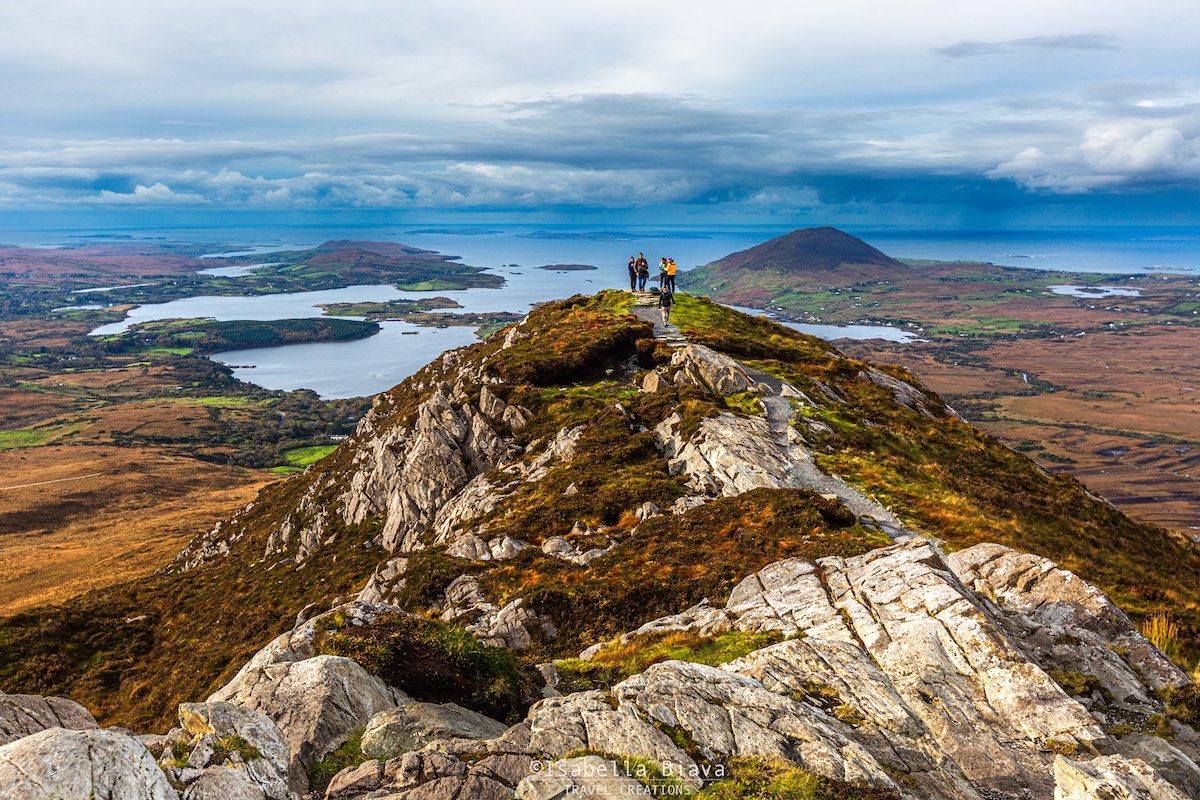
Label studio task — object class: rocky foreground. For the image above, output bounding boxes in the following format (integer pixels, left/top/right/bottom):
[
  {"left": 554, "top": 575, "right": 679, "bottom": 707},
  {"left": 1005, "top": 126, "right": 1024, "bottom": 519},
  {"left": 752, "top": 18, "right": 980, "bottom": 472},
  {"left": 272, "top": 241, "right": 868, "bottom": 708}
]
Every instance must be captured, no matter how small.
[
  {"left": 3, "top": 293, "right": 1199, "bottom": 799},
  {"left": 3, "top": 537, "right": 1198, "bottom": 800}
]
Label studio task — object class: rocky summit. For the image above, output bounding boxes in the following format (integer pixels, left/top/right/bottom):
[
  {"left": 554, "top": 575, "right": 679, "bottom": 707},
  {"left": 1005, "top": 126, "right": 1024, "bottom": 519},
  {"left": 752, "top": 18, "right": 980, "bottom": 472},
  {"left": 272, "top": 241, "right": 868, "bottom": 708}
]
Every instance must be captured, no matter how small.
[{"left": 4, "top": 291, "right": 1200, "bottom": 800}]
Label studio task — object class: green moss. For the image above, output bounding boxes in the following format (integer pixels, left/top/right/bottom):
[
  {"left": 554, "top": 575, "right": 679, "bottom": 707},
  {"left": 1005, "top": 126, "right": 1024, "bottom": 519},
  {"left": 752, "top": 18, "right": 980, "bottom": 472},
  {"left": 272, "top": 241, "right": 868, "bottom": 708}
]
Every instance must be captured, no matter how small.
[
  {"left": 697, "top": 757, "right": 900, "bottom": 799},
  {"left": 489, "top": 292, "right": 653, "bottom": 386},
  {"left": 554, "top": 630, "right": 784, "bottom": 692},
  {"left": 214, "top": 733, "right": 262, "bottom": 763}
]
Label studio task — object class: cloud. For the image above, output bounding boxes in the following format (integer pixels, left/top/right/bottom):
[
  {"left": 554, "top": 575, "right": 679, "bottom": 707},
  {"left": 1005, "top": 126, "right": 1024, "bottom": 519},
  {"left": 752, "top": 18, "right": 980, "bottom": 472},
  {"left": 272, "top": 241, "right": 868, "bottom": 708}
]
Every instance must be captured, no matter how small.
[
  {"left": 82, "top": 182, "right": 209, "bottom": 205},
  {"left": 989, "top": 122, "right": 1200, "bottom": 192},
  {"left": 934, "top": 34, "right": 1119, "bottom": 59}
]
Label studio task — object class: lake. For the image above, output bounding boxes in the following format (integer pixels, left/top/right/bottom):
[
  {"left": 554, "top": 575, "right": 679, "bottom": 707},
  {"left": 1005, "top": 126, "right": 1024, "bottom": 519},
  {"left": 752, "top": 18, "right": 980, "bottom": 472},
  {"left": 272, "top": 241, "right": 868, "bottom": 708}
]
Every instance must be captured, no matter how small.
[{"left": 76, "top": 225, "right": 1198, "bottom": 398}]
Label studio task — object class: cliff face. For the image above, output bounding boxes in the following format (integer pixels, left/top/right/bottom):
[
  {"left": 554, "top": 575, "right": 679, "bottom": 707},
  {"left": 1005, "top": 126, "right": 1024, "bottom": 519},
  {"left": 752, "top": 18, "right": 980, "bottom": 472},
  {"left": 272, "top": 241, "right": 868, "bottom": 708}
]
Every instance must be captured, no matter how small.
[{"left": 4, "top": 291, "right": 1200, "bottom": 800}]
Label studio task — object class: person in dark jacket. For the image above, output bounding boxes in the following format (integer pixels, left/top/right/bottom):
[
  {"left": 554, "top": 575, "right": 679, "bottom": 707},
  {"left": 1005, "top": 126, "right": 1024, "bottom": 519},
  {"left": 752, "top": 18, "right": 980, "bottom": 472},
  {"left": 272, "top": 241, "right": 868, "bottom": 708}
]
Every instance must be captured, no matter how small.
[
  {"left": 627, "top": 256, "right": 637, "bottom": 291},
  {"left": 658, "top": 289, "right": 674, "bottom": 324},
  {"left": 635, "top": 253, "right": 649, "bottom": 291}
]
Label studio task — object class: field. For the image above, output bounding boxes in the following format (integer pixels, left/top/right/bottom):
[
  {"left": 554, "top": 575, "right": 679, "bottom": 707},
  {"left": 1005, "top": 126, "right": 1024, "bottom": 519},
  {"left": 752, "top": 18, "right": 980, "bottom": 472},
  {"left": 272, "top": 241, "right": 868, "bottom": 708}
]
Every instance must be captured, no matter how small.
[{"left": 0, "top": 443, "right": 270, "bottom": 615}]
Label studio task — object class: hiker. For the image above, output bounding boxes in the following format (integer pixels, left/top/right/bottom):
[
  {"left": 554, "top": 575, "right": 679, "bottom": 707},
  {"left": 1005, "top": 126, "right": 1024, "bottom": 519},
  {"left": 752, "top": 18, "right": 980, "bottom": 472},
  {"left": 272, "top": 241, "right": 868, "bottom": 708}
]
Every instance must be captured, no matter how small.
[
  {"left": 627, "top": 256, "right": 637, "bottom": 291},
  {"left": 658, "top": 289, "right": 674, "bottom": 324},
  {"left": 665, "top": 257, "right": 677, "bottom": 293},
  {"left": 658, "top": 257, "right": 669, "bottom": 289},
  {"left": 635, "top": 252, "right": 649, "bottom": 291}
]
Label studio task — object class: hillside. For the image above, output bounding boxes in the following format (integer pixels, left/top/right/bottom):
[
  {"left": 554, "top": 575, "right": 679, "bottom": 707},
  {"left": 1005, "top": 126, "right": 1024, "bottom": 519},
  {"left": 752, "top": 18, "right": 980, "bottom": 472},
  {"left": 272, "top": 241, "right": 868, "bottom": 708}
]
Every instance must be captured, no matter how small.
[
  {"left": 680, "top": 226, "right": 911, "bottom": 299},
  {"left": 4, "top": 292, "right": 1200, "bottom": 799}
]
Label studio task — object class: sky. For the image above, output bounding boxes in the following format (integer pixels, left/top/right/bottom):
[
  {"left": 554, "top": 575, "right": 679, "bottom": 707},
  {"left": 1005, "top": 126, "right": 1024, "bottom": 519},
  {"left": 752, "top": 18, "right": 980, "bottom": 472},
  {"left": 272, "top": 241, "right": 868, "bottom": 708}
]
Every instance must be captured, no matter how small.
[{"left": 2, "top": 0, "right": 1199, "bottom": 230}]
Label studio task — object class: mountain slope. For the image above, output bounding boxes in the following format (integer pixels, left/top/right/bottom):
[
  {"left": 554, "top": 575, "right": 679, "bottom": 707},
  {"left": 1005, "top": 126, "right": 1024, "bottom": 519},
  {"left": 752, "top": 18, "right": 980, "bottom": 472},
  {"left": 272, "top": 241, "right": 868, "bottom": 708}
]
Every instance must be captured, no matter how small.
[
  {"left": 680, "top": 226, "right": 911, "bottom": 300},
  {"left": 2, "top": 291, "right": 1198, "bottom": 740}
]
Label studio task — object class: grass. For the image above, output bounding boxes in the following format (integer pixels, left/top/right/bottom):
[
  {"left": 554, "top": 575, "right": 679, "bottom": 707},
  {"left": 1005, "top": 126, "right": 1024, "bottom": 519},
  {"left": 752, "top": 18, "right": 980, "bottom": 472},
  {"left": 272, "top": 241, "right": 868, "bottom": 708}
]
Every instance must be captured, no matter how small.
[
  {"left": 479, "top": 489, "right": 887, "bottom": 658},
  {"left": 697, "top": 757, "right": 900, "bottom": 800},
  {"left": 282, "top": 444, "right": 339, "bottom": 467},
  {"left": 305, "top": 729, "right": 369, "bottom": 793},
  {"left": 555, "top": 630, "right": 784, "bottom": 692},
  {"left": 214, "top": 733, "right": 262, "bottom": 763},
  {"left": 0, "top": 423, "right": 84, "bottom": 450},
  {"left": 1141, "top": 612, "right": 1182, "bottom": 662},
  {"left": 315, "top": 612, "right": 534, "bottom": 724}
]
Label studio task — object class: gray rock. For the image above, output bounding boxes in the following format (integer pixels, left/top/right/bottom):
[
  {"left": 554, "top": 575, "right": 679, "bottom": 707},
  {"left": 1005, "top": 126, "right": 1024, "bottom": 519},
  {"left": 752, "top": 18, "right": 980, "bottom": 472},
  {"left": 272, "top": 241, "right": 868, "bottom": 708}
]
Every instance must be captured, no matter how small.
[
  {"left": 948, "top": 543, "right": 1189, "bottom": 709},
  {"left": 182, "top": 767, "right": 265, "bottom": 800},
  {"left": 1054, "top": 754, "right": 1189, "bottom": 799},
  {"left": 635, "top": 501, "right": 659, "bottom": 520},
  {"left": 671, "top": 496, "right": 707, "bottom": 515},
  {"left": 670, "top": 344, "right": 757, "bottom": 395},
  {"left": 361, "top": 703, "right": 508, "bottom": 760},
  {"left": 641, "top": 371, "right": 669, "bottom": 393},
  {"left": 446, "top": 533, "right": 492, "bottom": 561},
  {"left": 515, "top": 755, "right": 646, "bottom": 800},
  {"left": 177, "top": 701, "right": 297, "bottom": 799},
  {"left": 541, "top": 537, "right": 574, "bottom": 558},
  {"left": 0, "top": 727, "right": 177, "bottom": 800},
  {"left": 1113, "top": 733, "right": 1200, "bottom": 798},
  {"left": 338, "top": 383, "right": 510, "bottom": 552},
  {"left": 479, "top": 386, "right": 507, "bottom": 420},
  {"left": 489, "top": 537, "right": 528, "bottom": 560},
  {"left": 208, "top": 655, "right": 405, "bottom": 773},
  {"left": 858, "top": 366, "right": 938, "bottom": 418},
  {"left": 325, "top": 759, "right": 384, "bottom": 799},
  {"left": 0, "top": 692, "right": 98, "bottom": 746},
  {"left": 502, "top": 404, "right": 533, "bottom": 429}
]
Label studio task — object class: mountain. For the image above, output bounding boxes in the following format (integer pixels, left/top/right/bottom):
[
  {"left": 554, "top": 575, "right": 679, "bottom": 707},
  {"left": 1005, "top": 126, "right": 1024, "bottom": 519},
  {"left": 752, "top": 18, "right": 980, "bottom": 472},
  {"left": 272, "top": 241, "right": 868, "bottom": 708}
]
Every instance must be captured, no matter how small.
[
  {"left": 3, "top": 292, "right": 1200, "bottom": 799},
  {"left": 680, "top": 226, "right": 912, "bottom": 301}
]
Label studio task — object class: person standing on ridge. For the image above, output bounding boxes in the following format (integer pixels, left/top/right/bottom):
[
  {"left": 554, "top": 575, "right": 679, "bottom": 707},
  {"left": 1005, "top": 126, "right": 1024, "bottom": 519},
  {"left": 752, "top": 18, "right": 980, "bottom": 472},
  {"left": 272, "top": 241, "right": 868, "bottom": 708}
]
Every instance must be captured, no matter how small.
[
  {"left": 658, "top": 288, "right": 675, "bottom": 324},
  {"left": 665, "top": 257, "right": 677, "bottom": 293},
  {"left": 658, "top": 257, "right": 669, "bottom": 289},
  {"left": 635, "top": 252, "right": 649, "bottom": 291},
  {"left": 627, "top": 256, "right": 638, "bottom": 291}
]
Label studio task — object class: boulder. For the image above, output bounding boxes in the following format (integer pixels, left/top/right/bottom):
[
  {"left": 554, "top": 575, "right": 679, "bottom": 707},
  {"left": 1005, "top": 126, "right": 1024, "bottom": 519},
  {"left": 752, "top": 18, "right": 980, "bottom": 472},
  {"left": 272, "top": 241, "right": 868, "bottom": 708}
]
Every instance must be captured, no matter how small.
[
  {"left": 360, "top": 702, "right": 508, "bottom": 760},
  {"left": 208, "top": 655, "right": 405, "bottom": 771},
  {"left": 670, "top": 344, "right": 758, "bottom": 395},
  {"left": 1054, "top": 754, "right": 1189, "bottom": 800},
  {"left": 0, "top": 727, "right": 177, "bottom": 800},
  {"left": 182, "top": 767, "right": 265, "bottom": 800},
  {"left": 0, "top": 692, "right": 98, "bottom": 746},
  {"left": 641, "top": 371, "right": 669, "bottom": 393},
  {"left": 177, "top": 701, "right": 297, "bottom": 799},
  {"left": 515, "top": 755, "right": 647, "bottom": 800},
  {"left": 325, "top": 759, "right": 384, "bottom": 800}
]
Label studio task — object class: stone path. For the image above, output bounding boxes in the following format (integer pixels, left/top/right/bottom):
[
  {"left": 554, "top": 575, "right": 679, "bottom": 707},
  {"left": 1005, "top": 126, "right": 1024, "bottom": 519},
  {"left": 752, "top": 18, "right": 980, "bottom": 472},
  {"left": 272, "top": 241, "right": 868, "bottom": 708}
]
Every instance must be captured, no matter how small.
[
  {"left": 629, "top": 293, "right": 905, "bottom": 534},
  {"left": 630, "top": 291, "right": 687, "bottom": 346}
]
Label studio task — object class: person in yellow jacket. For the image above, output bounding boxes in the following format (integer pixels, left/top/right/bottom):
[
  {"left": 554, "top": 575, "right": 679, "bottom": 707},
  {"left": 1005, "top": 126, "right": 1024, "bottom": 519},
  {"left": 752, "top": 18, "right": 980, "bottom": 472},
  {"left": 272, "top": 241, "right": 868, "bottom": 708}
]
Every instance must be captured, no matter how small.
[{"left": 665, "top": 258, "right": 678, "bottom": 293}]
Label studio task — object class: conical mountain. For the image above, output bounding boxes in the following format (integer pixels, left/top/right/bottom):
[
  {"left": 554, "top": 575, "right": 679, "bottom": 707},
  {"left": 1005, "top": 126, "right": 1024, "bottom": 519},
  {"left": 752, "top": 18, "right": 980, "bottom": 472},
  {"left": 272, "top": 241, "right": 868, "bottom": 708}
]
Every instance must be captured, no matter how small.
[{"left": 681, "top": 226, "right": 910, "bottom": 297}]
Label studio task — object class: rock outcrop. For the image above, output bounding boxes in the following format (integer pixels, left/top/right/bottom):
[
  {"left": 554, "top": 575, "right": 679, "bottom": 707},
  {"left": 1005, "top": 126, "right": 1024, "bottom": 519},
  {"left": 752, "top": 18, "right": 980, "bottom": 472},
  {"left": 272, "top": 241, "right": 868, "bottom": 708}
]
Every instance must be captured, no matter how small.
[
  {"left": 209, "top": 655, "right": 406, "bottom": 773},
  {"left": 360, "top": 702, "right": 508, "bottom": 760},
  {"left": 339, "top": 382, "right": 512, "bottom": 552},
  {"left": 0, "top": 692, "right": 98, "bottom": 746},
  {"left": 0, "top": 727, "right": 177, "bottom": 800}
]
